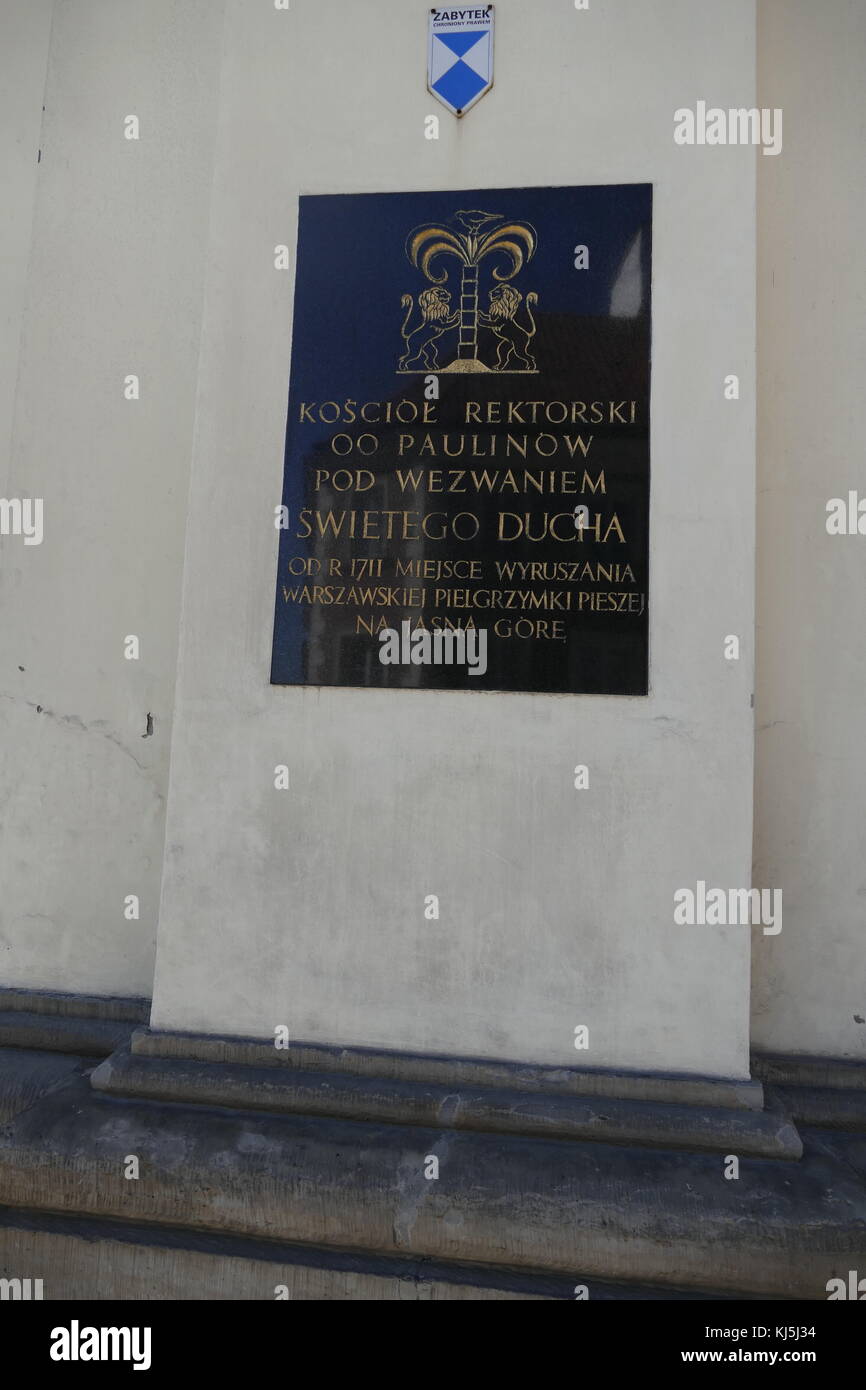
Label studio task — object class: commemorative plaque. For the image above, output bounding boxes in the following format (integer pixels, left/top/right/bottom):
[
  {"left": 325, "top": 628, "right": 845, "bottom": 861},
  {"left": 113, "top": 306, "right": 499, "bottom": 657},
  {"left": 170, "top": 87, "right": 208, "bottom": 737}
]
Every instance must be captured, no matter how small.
[{"left": 270, "top": 184, "right": 651, "bottom": 695}]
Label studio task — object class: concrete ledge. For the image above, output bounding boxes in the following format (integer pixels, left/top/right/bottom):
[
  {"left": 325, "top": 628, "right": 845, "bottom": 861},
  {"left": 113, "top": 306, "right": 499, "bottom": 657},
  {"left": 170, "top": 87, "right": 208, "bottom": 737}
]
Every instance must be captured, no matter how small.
[
  {"left": 753, "top": 1052, "right": 866, "bottom": 1093},
  {"left": 0, "top": 989, "right": 151, "bottom": 1023},
  {"left": 0, "top": 990, "right": 150, "bottom": 1057},
  {"left": 0, "top": 1074, "right": 861, "bottom": 1298},
  {"left": 0, "top": 1208, "right": 749, "bottom": 1301},
  {"left": 133, "top": 1028, "right": 764, "bottom": 1111},
  {"left": 92, "top": 1046, "right": 800, "bottom": 1159},
  {"left": 766, "top": 1085, "right": 866, "bottom": 1134},
  {"left": 753, "top": 1055, "right": 866, "bottom": 1133},
  {"left": 0, "top": 1010, "right": 139, "bottom": 1057}
]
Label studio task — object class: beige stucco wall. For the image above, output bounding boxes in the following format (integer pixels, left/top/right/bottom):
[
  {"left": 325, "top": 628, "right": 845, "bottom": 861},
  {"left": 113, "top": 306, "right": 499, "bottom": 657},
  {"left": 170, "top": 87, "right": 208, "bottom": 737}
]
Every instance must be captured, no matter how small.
[
  {"left": 0, "top": 1, "right": 224, "bottom": 997},
  {"left": 18, "top": 2, "right": 859, "bottom": 1079},
  {"left": 752, "top": 0, "right": 866, "bottom": 1060},
  {"left": 148, "top": 0, "right": 757, "bottom": 1077},
  {"left": 0, "top": 0, "right": 53, "bottom": 480}
]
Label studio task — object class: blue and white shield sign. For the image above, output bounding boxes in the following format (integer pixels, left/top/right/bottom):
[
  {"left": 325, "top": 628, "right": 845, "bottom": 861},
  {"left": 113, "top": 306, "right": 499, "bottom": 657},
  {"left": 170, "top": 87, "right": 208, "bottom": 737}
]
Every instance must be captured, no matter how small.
[{"left": 428, "top": 6, "right": 494, "bottom": 118}]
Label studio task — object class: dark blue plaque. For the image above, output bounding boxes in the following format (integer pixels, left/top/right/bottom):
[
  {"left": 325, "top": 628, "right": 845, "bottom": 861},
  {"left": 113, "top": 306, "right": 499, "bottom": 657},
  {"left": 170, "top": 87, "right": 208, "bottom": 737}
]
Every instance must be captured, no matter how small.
[{"left": 271, "top": 184, "right": 651, "bottom": 695}]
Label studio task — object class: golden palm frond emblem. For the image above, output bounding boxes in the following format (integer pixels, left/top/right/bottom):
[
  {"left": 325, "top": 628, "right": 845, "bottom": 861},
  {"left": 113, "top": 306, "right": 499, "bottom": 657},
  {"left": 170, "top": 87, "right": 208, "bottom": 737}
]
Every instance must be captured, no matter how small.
[{"left": 398, "top": 209, "right": 539, "bottom": 374}]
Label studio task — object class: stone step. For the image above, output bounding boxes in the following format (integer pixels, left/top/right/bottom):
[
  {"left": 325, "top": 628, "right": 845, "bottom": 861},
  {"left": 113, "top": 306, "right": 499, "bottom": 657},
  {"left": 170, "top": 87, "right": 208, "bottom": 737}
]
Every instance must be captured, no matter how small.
[
  {"left": 92, "top": 1045, "right": 801, "bottom": 1159},
  {"left": 0, "top": 1205, "right": 770, "bottom": 1301},
  {"left": 0, "top": 1068, "right": 861, "bottom": 1299},
  {"left": 0, "top": 989, "right": 149, "bottom": 1058}
]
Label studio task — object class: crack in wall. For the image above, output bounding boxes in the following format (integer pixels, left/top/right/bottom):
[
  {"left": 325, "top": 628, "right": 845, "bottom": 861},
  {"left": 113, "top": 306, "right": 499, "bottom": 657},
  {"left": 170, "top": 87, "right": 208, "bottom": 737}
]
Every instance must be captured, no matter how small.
[{"left": 0, "top": 692, "right": 157, "bottom": 778}]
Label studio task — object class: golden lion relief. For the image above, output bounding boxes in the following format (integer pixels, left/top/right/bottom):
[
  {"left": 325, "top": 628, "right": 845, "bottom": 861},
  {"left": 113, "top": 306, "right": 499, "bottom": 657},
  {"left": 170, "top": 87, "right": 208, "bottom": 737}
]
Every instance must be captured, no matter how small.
[
  {"left": 398, "top": 209, "right": 539, "bottom": 373},
  {"left": 398, "top": 287, "right": 459, "bottom": 371},
  {"left": 479, "top": 285, "right": 539, "bottom": 372}
]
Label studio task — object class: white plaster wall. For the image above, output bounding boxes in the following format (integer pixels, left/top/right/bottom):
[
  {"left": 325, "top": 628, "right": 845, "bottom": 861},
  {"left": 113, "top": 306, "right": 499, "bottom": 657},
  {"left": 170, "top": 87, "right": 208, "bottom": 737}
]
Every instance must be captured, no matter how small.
[
  {"left": 0, "top": 0, "right": 53, "bottom": 479},
  {"left": 752, "top": 0, "right": 866, "bottom": 1060},
  {"left": 151, "top": 0, "right": 757, "bottom": 1076},
  {"left": 0, "top": 1, "right": 224, "bottom": 997}
]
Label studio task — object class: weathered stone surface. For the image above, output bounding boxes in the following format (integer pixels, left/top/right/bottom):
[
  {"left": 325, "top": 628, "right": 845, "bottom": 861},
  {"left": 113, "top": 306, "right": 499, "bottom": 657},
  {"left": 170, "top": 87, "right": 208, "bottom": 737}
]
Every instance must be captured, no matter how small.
[
  {"left": 754, "top": 1052, "right": 866, "bottom": 1093},
  {"left": 0, "top": 989, "right": 149, "bottom": 1057},
  {"left": 0, "top": 1063, "right": 862, "bottom": 1298},
  {"left": 0, "top": 1049, "right": 87, "bottom": 1124},
  {"left": 92, "top": 1046, "right": 798, "bottom": 1158},
  {"left": 0, "top": 1209, "right": 745, "bottom": 1301},
  {"left": 133, "top": 1028, "right": 765, "bottom": 1110},
  {"left": 0, "top": 989, "right": 150, "bottom": 1022},
  {"left": 766, "top": 1085, "right": 866, "bottom": 1133},
  {"left": 0, "top": 1011, "right": 137, "bottom": 1058}
]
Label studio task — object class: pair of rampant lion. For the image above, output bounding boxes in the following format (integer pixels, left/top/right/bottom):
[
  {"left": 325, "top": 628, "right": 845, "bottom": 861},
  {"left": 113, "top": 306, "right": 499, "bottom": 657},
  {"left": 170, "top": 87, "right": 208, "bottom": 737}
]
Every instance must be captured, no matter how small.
[{"left": 399, "top": 284, "right": 538, "bottom": 372}]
